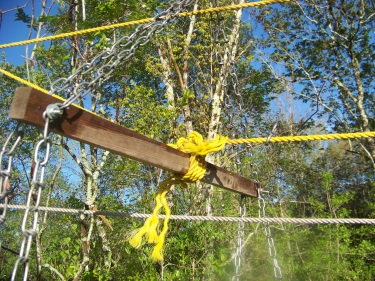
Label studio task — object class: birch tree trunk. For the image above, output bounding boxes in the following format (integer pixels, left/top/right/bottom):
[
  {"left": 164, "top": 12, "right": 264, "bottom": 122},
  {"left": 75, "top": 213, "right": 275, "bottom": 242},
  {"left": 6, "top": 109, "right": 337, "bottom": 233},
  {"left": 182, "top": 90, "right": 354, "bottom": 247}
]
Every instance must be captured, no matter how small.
[
  {"left": 157, "top": 0, "right": 199, "bottom": 135},
  {"left": 25, "top": 0, "right": 47, "bottom": 81},
  {"left": 53, "top": 2, "right": 113, "bottom": 277},
  {"left": 181, "top": 0, "right": 199, "bottom": 134},
  {"left": 205, "top": 1, "right": 244, "bottom": 215},
  {"left": 158, "top": 44, "right": 175, "bottom": 110},
  {"left": 207, "top": 0, "right": 244, "bottom": 143}
]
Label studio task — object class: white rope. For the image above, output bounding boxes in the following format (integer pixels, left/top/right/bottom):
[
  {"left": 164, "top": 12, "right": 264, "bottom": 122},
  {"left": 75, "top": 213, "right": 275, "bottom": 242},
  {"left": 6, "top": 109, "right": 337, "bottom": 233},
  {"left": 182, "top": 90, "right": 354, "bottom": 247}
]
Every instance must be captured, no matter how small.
[{"left": 2, "top": 204, "right": 375, "bottom": 224}]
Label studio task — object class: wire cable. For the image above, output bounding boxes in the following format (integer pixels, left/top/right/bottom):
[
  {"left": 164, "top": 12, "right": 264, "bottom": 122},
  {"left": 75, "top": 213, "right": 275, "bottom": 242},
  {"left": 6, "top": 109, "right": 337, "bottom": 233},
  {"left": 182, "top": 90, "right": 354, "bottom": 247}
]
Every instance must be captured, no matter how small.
[{"left": 2, "top": 204, "right": 374, "bottom": 224}]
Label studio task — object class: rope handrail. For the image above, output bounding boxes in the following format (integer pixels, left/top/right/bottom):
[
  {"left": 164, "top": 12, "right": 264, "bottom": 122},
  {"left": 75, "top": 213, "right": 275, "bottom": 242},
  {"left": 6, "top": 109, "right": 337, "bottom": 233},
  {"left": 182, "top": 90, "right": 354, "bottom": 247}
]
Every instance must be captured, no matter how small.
[
  {"left": 0, "top": 68, "right": 96, "bottom": 114},
  {"left": 0, "top": 0, "right": 292, "bottom": 50},
  {"left": 0, "top": 68, "right": 50, "bottom": 95},
  {"left": 227, "top": 131, "right": 375, "bottom": 144},
  {"left": 2, "top": 204, "right": 374, "bottom": 224}
]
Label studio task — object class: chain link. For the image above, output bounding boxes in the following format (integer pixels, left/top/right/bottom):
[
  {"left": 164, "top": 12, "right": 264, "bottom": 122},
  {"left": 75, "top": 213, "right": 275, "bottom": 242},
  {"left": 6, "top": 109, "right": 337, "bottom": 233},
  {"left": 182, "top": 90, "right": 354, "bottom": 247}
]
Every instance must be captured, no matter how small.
[
  {"left": 11, "top": 116, "right": 52, "bottom": 281},
  {"left": 232, "top": 195, "right": 246, "bottom": 281},
  {"left": 0, "top": 125, "right": 23, "bottom": 226},
  {"left": 258, "top": 188, "right": 282, "bottom": 279},
  {"left": 49, "top": 0, "right": 194, "bottom": 110}
]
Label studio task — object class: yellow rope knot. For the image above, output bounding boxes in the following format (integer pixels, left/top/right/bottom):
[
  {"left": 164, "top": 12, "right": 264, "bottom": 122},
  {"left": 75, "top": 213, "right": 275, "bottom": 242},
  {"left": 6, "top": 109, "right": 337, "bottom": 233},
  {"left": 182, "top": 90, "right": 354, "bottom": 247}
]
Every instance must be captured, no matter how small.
[
  {"left": 128, "top": 131, "right": 227, "bottom": 262},
  {"left": 169, "top": 131, "right": 228, "bottom": 181}
]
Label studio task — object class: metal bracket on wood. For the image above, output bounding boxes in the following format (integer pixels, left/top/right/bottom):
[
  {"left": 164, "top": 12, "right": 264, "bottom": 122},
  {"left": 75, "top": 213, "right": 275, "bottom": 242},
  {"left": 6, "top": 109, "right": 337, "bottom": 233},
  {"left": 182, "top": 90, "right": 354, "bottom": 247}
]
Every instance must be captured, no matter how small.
[{"left": 9, "top": 87, "right": 259, "bottom": 197}]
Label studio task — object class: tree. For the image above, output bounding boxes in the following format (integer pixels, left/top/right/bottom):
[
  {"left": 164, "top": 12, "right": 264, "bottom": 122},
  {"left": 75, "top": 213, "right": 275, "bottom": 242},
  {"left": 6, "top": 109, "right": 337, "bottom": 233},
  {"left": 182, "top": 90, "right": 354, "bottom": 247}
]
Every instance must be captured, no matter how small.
[{"left": 252, "top": 0, "right": 375, "bottom": 166}]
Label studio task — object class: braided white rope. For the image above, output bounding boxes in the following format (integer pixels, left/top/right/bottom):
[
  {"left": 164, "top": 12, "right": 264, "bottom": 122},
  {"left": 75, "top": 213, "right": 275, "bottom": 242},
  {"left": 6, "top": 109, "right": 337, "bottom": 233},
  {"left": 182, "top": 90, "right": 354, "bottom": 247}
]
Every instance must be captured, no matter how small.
[{"left": 2, "top": 204, "right": 375, "bottom": 224}]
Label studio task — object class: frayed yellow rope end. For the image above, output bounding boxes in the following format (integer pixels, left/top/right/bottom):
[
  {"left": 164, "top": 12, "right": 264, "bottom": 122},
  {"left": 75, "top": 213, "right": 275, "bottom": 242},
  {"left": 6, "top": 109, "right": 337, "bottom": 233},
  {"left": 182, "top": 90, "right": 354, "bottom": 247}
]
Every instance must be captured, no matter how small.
[
  {"left": 151, "top": 240, "right": 165, "bottom": 262},
  {"left": 128, "top": 183, "right": 173, "bottom": 262},
  {"left": 128, "top": 227, "right": 147, "bottom": 249},
  {"left": 128, "top": 188, "right": 164, "bottom": 248},
  {"left": 150, "top": 194, "right": 170, "bottom": 262},
  {"left": 145, "top": 214, "right": 160, "bottom": 244}
]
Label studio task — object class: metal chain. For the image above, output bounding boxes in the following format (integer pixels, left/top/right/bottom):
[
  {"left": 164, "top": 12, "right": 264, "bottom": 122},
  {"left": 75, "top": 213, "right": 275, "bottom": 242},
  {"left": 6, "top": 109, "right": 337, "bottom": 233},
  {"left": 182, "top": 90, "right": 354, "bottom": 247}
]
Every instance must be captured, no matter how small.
[
  {"left": 9, "top": 2, "right": 194, "bottom": 279},
  {"left": 258, "top": 187, "right": 282, "bottom": 279},
  {"left": 11, "top": 114, "right": 52, "bottom": 281},
  {"left": 49, "top": 0, "right": 194, "bottom": 111},
  {"left": 0, "top": 125, "right": 23, "bottom": 226},
  {"left": 232, "top": 195, "right": 246, "bottom": 281}
]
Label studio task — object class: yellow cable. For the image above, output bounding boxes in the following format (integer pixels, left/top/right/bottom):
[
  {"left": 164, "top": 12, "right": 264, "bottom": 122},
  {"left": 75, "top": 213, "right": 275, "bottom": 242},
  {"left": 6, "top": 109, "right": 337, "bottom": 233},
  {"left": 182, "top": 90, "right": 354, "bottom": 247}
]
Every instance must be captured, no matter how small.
[
  {"left": 227, "top": 131, "right": 375, "bottom": 145},
  {"left": 0, "top": 68, "right": 50, "bottom": 95},
  {"left": 177, "top": 0, "right": 292, "bottom": 16},
  {"left": 0, "top": 0, "right": 292, "bottom": 50},
  {"left": 0, "top": 68, "right": 98, "bottom": 114}
]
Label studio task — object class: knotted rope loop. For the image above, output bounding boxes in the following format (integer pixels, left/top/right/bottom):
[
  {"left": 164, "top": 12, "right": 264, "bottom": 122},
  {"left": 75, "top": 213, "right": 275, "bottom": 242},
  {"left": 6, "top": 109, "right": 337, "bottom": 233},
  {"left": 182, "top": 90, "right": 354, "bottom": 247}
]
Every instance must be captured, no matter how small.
[
  {"left": 169, "top": 131, "right": 228, "bottom": 182},
  {"left": 128, "top": 132, "right": 227, "bottom": 262}
]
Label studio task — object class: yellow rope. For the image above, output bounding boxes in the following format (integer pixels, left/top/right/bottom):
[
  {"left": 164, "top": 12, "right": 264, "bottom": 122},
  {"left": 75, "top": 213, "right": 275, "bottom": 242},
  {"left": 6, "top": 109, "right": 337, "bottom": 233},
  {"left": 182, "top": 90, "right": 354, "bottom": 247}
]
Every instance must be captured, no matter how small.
[
  {"left": 128, "top": 132, "right": 227, "bottom": 262},
  {"left": 3, "top": 67, "right": 374, "bottom": 146},
  {"left": 169, "top": 132, "right": 228, "bottom": 181},
  {"left": 227, "top": 131, "right": 375, "bottom": 144},
  {"left": 0, "top": 0, "right": 292, "bottom": 50},
  {"left": 0, "top": 68, "right": 50, "bottom": 95},
  {"left": 0, "top": 68, "right": 98, "bottom": 114},
  {"left": 129, "top": 129, "right": 375, "bottom": 261},
  {"left": 177, "top": 0, "right": 292, "bottom": 16},
  {"left": 9, "top": 68, "right": 372, "bottom": 148}
]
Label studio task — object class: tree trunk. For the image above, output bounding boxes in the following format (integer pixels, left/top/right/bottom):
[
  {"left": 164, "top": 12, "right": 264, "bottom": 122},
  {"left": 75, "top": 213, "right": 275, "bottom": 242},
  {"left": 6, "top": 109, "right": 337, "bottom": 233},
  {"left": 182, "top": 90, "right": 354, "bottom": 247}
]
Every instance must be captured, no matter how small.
[
  {"left": 205, "top": 0, "right": 244, "bottom": 215},
  {"left": 207, "top": 0, "right": 244, "bottom": 143}
]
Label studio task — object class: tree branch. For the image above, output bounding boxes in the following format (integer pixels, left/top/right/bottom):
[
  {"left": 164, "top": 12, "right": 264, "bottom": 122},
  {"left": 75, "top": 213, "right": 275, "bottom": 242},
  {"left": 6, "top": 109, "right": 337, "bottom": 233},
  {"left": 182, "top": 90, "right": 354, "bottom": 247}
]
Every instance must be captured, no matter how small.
[
  {"left": 43, "top": 264, "right": 67, "bottom": 281},
  {"left": 166, "top": 37, "right": 184, "bottom": 89}
]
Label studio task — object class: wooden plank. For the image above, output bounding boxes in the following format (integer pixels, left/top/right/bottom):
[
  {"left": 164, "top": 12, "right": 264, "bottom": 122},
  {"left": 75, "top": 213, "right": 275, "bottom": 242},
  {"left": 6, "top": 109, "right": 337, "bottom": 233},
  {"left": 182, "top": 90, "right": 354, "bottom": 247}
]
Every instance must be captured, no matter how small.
[{"left": 9, "top": 87, "right": 259, "bottom": 197}]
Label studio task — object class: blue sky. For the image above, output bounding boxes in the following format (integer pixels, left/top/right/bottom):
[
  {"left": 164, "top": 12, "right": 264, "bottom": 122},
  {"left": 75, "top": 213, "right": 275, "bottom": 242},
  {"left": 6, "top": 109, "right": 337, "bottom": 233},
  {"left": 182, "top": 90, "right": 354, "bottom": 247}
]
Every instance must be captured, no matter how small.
[{"left": 0, "top": 0, "right": 49, "bottom": 65}]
